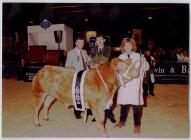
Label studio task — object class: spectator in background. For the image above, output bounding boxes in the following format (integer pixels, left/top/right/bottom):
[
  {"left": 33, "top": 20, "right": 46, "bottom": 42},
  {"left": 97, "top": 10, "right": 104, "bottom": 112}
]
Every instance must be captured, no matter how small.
[
  {"left": 169, "top": 50, "right": 177, "bottom": 62},
  {"left": 141, "top": 45, "right": 188, "bottom": 64},
  {"left": 174, "top": 47, "right": 190, "bottom": 63},
  {"left": 143, "top": 49, "right": 156, "bottom": 97},
  {"left": 159, "top": 48, "right": 167, "bottom": 63},
  {"left": 152, "top": 50, "right": 160, "bottom": 64},
  {"left": 182, "top": 50, "right": 189, "bottom": 63}
]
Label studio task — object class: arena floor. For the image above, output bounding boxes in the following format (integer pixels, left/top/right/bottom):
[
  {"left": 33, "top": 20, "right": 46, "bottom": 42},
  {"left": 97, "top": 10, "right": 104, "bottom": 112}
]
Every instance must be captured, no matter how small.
[{"left": 2, "top": 79, "right": 190, "bottom": 138}]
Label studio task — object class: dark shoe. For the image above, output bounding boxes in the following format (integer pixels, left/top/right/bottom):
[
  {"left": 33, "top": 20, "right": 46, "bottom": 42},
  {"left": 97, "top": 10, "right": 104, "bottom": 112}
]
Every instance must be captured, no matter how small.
[
  {"left": 109, "top": 117, "right": 116, "bottom": 123},
  {"left": 75, "top": 115, "right": 82, "bottom": 119},
  {"left": 143, "top": 93, "right": 148, "bottom": 97},
  {"left": 150, "top": 93, "right": 155, "bottom": 96},
  {"left": 115, "top": 122, "right": 125, "bottom": 128},
  {"left": 134, "top": 126, "right": 140, "bottom": 134},
  {"left": 92, "top": 118, "right": 96, "bottom": 122},
  {"left": 74, "top": 109, "right": 82, "bottom": 119}
]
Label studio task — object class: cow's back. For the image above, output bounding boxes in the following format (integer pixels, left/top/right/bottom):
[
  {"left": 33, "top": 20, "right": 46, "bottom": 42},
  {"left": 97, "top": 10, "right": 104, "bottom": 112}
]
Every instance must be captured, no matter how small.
[{"left": 32, "top": 65, "right": 75, "bottom": 100}]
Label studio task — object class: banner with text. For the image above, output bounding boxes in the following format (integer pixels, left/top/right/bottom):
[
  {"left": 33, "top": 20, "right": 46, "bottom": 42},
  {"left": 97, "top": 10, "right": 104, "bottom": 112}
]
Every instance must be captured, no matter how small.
[{"left": 154, "top": 63, "right": 189, "bottom": 84}]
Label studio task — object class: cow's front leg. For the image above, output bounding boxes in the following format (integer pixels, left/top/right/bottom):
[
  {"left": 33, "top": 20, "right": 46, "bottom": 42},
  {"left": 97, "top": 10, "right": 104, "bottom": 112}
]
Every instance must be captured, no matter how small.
[{"left": 91, "top": 106, "right": 107, "bottom": 137}]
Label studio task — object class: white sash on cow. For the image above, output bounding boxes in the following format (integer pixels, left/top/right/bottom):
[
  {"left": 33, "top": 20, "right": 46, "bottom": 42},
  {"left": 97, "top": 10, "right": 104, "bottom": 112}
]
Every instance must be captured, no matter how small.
[{"left": 72, "top": 70, "right": 88, "bottom": 111}]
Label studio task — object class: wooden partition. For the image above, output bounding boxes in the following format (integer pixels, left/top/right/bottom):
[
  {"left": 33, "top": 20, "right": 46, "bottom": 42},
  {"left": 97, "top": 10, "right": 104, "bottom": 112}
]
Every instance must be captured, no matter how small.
[
  {"left": 45, "top": 50, "right": 60, "bottom": 66},
  {"left": 22, "top": 45, "right": 62, "bottom": 66},
  {"left": 27, "top": 45, "right": 46, "bottom": 64}
]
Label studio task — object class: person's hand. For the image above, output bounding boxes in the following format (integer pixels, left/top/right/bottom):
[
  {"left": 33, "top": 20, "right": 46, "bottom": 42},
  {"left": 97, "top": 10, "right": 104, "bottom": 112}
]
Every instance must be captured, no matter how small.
[
  {"left": 140, "top": 56, "right": 146, "bottom": 64},
  {"left": 86, "top": 55, "right": 92, "bottom": 62}
]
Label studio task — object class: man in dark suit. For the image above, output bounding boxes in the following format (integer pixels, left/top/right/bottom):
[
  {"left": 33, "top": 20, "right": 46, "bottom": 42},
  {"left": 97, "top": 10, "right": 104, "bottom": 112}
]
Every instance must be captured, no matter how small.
[
  {"left": 89, "top": 33, "right": 116, "bottom": 123},
  {"left": 90, "top": 35, "right": 111, "bottom": 64}
]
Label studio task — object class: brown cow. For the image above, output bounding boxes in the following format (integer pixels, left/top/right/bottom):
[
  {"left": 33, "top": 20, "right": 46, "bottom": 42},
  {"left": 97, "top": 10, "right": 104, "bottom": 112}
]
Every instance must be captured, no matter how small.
[{"left": 32, "top": 58, "right": 139, "bottom": 136}]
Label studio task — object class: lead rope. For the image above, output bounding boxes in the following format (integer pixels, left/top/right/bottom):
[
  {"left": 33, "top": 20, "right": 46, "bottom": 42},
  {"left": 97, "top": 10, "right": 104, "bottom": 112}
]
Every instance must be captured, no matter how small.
[
  {"left": 96, "top": 66, "right": 109, "bottom": 93},
  {"left": 137, "top": 54, "right": 146, "bottom": 128},
  {"left": 84, "top": 108, "right": 88, "bottom": 122},
  {"left": 84, "top": 65, "right": 114, "bottom": 122},
  {"left": 96, "top": 66, "right": 115, "bottom": 109}
]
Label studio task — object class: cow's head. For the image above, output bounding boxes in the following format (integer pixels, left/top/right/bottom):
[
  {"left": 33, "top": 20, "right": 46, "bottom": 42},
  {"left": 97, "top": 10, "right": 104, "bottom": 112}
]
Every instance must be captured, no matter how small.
[{"left": 111, "top": 58, "right": 140, "bottom": 87}]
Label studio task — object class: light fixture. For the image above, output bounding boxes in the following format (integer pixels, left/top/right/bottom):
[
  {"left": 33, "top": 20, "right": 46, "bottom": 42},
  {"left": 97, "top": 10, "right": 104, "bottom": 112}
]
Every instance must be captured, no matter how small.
[
  {"left": 29, "top": 21, "right": 34, "bottom": 24},
  {"left": 148, "top": 16, "right": 153, "bottom": 20},
  {"left": 84, "top": 18, "right": 88, "bottom": 22}
]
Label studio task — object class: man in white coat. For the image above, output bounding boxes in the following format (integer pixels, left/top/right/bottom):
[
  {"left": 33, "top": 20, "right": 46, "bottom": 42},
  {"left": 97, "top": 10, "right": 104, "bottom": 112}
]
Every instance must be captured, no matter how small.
[
  {"left": 115, "top": 38, "right": 149, "bottom": 134},
  {"left": 65, "top": 36, "right": 90, "bottom": 119}
]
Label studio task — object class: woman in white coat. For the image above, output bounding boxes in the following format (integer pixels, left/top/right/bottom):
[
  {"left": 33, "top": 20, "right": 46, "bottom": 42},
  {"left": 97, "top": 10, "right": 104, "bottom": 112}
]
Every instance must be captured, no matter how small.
[{"left": 115, "top": 38, "right": 149, "bottom": 134}]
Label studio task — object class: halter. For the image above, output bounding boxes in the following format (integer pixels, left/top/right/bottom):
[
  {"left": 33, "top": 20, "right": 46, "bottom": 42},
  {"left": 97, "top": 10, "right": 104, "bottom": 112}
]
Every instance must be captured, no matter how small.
[
  {"left": 96, "top": 65, "right": 115, "bottom": 109},
  {"left": 119, "top": 57, "right": 146, "bottom": 87}
]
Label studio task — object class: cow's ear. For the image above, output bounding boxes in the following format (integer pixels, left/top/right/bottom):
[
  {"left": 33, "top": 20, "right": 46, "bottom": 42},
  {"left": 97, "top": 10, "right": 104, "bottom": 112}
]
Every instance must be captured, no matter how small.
[{"left": 111, "top": 58, "right": 120, "bottom": 67}]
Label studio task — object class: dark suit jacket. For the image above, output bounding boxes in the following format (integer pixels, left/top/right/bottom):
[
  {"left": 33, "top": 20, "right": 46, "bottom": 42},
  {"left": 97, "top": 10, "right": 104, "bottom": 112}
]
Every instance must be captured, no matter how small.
[{"left": 90, "top": 46, "right": 111, "bottom": 64}]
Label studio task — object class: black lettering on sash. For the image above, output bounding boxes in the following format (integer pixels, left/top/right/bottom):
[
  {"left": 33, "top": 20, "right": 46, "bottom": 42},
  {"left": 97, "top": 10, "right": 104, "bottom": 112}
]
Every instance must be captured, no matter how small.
[{"left": 75, "top": 70, "right": 84, "bottom": 108}]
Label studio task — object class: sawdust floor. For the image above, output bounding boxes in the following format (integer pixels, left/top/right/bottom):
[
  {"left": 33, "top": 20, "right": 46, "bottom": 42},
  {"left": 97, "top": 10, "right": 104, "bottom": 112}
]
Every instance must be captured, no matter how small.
[{"left": 2, "top": 79, "right": 190, "bottom": 138}]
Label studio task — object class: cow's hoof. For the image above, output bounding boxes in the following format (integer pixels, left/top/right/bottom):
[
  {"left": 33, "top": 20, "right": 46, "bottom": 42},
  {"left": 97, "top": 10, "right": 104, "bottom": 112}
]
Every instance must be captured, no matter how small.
[
  {"left": 43, "top": 118, "right": 49, "bottom": 121},
  {"left": 35, "top": 123, "right": 41, "bottom": 126},
  {"left": 133, "top": 126, "right": 140, "bottom": 134},
  {"left": 101, "top": 133, "right": 108, "bottom": 137},
  {"left": 75, "top": 116, "right": 82, "bottom": 119}
]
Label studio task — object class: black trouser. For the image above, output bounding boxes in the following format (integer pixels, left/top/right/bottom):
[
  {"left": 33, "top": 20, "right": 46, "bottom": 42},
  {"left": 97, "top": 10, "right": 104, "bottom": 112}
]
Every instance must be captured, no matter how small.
[
  {"left": 143, "top": 80, "right": 154, "bottom": 96},
  {"left": 133, "top": 105, "right": 142, "bottom": 127},
  {"left": 74, "top": 108, "right": 81, "bottom": 118},
  {"left": 89, "top": 93, "right": 117, "bottom": 120},
  {"left": 74, "top": 93, "right": 117, "bottom": 119},
  {"left": 120, "top": 105, "right": 129, "bottom": 123},
  {"left": 74, "top": 107, "right": 115, "bottom": 119},
  {"left": 105, "top": 108, "right": 115, "bottom": 119},
  {"left": 120, "top": 105, "right": 142, "bottom": 127}
]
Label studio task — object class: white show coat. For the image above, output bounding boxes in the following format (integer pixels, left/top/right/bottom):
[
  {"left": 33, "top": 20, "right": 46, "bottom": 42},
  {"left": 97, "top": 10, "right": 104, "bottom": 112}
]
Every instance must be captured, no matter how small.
[{"left": 117, "top": 52, "right": 149, "bottom": 105}]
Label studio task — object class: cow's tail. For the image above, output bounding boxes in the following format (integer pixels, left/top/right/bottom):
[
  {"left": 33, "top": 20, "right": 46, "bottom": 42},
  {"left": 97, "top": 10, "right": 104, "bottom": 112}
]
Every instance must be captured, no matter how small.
[{"left": 32, "top": 69, "right": 47, "bottom": 107}]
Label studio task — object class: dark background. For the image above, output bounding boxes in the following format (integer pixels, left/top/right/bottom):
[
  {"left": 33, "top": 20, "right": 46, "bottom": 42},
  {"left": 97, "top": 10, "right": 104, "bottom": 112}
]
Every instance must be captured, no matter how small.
[{"left": 2, "top": 3, "right": 189, "bottom": 49}]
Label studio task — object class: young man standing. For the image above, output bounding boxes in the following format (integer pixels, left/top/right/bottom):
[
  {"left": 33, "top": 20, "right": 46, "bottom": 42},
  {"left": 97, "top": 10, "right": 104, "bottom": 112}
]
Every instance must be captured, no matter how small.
[
  {"left": 90, "top": 34, "right": 111, "bottom": 65},
  {"left": 65, "top": 36, "right": 90, "bottom": 119},
  {"left": 90, "top": 34, "right": 116, "bottom": 123}
]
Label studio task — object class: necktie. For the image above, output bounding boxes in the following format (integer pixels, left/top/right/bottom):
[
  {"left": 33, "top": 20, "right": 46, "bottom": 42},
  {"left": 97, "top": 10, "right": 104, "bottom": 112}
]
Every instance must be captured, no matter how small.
[
  {"left": 99, "top": 48, "right": 102, "bottom": 52},
  {"left": 127, "top": 53, "right": 130, "bottom": 58},
  {"left": 80, "top": 51, "right": 86, "bottom": 70},
  {"left": 98, "top": 48, "right": 102, "bottom": 55}
]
